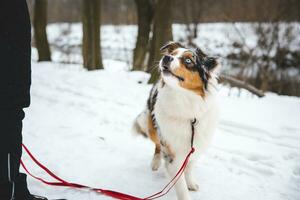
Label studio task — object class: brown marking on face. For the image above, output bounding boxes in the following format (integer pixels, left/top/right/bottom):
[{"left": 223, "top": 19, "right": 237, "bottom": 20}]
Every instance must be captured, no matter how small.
[
  {"left": 148, "top": 115, "right": 161, "bottom": 156},
  {"left": 182, "top": 51, "right": 197, "bottom": 62},
  {"left": 173, "top": 58, "right": 206, "bottom": 97}
]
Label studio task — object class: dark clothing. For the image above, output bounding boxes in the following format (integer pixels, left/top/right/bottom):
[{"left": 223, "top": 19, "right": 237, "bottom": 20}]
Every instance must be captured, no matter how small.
[
  {"left": 0, "top": 0, "right": 32, "bottom": 199},
  {"left": 0, "top": 0, "right": 32, "bottom": 109},
  {"left": 0, "top": 110, "right": 31, "bottom": 200}
]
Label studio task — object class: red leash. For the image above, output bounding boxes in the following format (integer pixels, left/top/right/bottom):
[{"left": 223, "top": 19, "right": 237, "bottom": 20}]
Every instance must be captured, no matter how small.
[{"left": 20, "top": 120, "right": 197, "bottom": 200}]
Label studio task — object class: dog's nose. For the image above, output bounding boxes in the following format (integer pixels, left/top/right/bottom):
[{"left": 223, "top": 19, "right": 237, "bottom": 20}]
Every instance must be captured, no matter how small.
[{"left": 162, "top": 55, "right": 173, "bottom": 64}]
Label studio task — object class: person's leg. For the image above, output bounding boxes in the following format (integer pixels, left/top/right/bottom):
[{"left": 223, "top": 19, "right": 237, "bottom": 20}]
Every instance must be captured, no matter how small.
[
  {"left": 0, "top": 109, "right": 31, "bottom": 200},
  {"left": 1, "top": 1, "right": 48, "bottom": 199}
]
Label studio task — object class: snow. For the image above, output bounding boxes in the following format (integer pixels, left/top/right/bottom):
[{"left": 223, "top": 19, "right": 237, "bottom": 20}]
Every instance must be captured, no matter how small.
[
  {"left": 22, "top": 22, "right": 300, "bottom": 199},
  {"left": 22, "top": 60, "right": 300, "bottom": 200}
]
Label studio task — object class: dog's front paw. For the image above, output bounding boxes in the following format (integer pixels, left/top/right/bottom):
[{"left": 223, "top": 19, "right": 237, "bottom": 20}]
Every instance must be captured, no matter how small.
[
  {"left": 151, "top": 154, "right": 161, "bottom": 171},
  {"left": 187, "top": 182, "right": 199, "bottom": 191}
]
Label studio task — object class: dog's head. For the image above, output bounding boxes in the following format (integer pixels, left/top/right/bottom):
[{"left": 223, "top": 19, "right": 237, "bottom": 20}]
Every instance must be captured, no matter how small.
[{"left": 159, "top": 41, "right": 219, "bottom": 96}]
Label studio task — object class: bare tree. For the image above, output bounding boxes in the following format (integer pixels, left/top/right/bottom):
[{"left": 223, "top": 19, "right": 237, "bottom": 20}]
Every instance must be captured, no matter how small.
[
  {"left": 183, "top": 0, "right": 201, "bottom": 46},
  {"left": 147, "top": 0, "right": 173, "bottom": 83},
  {"left": 33, "top": 0, "right": 51, "bottom": 61},
  {"left": 132, "top": 0, "right": 154, "bottom": 71},
  {"left": 82, "top": 0, "right": 103, "bottom": 70}
]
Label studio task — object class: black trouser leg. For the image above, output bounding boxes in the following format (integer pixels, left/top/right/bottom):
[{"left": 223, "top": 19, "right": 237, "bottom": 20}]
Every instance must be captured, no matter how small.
[{"left": 0, "top": 109, "right": 31, "bottom": 200}]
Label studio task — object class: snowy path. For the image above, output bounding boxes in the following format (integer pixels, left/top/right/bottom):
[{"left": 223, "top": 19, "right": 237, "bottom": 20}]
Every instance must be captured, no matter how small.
[{"left": 22, "top": 61, "right": 300, "bottom": 200}]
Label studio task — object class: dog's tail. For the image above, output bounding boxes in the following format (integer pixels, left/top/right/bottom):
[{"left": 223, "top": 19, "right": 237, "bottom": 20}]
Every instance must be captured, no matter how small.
[{"left": 132, "top": 109, "right": 149, "bottom": 138}]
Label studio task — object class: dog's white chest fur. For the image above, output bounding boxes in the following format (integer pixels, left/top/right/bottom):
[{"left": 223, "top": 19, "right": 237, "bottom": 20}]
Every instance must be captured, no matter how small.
[{"left": 154, "top": 83, "right": 219, "bottom": 158}]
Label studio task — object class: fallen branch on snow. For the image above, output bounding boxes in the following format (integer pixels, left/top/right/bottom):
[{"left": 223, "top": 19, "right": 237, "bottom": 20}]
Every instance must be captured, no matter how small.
[{"left": 219, "top": 74, "right": 265, "bottom": 98}]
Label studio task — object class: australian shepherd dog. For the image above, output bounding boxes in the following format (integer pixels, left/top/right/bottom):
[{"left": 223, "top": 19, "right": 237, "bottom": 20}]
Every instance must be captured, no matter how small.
[{"left": 133, "top": 41, "right": 220, "bottom": 200}]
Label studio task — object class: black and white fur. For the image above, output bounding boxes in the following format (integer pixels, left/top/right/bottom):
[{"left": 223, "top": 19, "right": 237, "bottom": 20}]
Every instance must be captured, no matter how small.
[{"left": 134, "top": 42, "right": 220, "bottom": 200}]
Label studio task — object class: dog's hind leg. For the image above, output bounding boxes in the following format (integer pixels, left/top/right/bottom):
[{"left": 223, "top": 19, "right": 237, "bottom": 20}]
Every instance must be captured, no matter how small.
[
  {"left": 133, "top": 110, "right": 149, "bottom": 137},
  {"left": 148, "top": 116, "right": 162, "bottom": 171}
]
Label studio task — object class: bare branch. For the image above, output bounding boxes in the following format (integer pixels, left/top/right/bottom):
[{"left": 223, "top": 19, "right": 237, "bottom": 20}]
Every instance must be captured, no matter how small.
[{"left": 219, "top": 74, "right": 265, "bottom": 97}]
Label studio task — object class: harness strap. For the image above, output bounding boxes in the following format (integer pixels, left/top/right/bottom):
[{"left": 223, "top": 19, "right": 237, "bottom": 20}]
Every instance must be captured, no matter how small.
[{"left": 191, "top": 118, "right": 197, "bottom": 148}]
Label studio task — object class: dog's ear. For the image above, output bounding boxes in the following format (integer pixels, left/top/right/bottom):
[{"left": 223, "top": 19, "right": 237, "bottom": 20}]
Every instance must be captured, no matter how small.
[
  {"left": 195, "top": 48, "right": 207, "bottom": 59},
  {"left": 203, "top": 57, "right": 218, "bottom": 71},
  {"left": 160, "top": 41, "right": 184, "bottom": 54},
  {"left": 195, "top": 48, "right": 217, "bottom": 71}
]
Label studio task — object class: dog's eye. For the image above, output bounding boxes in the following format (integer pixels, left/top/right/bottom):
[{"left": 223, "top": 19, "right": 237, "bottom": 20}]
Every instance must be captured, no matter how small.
[{"left": 185, "top": 58, "right": 192, "bottom": 64}]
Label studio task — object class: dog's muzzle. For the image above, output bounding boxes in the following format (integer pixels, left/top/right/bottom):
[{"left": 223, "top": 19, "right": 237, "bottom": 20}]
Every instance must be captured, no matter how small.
[{"left": 161, "top": 55, "right": 184, "bottom": 82}]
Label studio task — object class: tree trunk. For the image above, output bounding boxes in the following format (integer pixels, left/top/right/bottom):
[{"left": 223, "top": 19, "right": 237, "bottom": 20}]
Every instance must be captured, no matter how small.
[
  {"left": 147, "top": 0, "right": 173, "bottom": 83},
  {"left": 82, "top": 0, "right": 103, "bottom": 70},
  {"left": 33, "top": 0, "right": 51, "bottom": 61},
  {"left": 132, "top": 0, "right": 154, "bottom": 71}
]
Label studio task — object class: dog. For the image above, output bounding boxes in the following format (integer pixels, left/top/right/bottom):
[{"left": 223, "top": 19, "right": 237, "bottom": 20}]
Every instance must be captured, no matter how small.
[{"left": 133, "top": 41, "right": 220, "bottom": 200}]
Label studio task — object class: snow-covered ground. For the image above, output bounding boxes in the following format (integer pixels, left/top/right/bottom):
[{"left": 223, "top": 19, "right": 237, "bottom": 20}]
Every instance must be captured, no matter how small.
[
  {"left": 22, "top": 60, "right": 300, "bottom": 200},
  {"left": 23, "top": 22, "right": 300, "bottom": 199}
]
